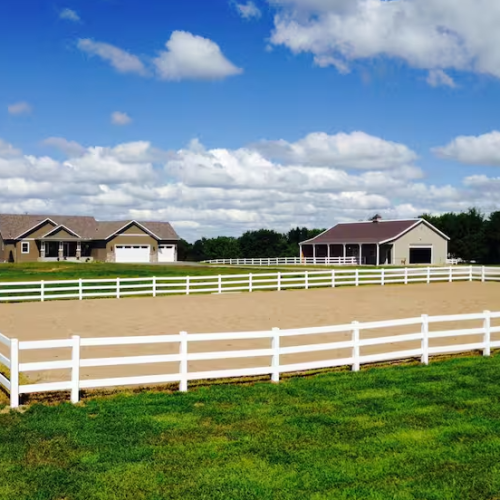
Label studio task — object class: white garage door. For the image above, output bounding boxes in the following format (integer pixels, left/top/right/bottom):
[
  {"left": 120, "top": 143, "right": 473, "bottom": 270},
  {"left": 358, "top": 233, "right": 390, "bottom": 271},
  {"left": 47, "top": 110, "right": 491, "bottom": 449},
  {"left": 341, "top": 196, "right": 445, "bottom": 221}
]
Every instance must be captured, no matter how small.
[
  {"left": 158, "top": 245, "right": 175, "bottom": 262},
  {"left": 115, "top": 245, "right": 150, "bottom": 263}
]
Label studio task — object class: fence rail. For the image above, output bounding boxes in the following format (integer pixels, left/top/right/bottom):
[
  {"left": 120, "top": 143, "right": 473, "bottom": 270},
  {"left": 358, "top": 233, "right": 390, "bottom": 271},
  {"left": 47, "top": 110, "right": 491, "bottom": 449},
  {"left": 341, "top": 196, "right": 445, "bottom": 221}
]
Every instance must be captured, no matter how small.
[
  {"left": 2, "top": 310, "right": 500, "bottom": 407},
  {"left": 203, "top": 257, "right": 359, "bottom": 266},
  {"left": 0, "top": 266, "right": 498, "bottom": 303}
]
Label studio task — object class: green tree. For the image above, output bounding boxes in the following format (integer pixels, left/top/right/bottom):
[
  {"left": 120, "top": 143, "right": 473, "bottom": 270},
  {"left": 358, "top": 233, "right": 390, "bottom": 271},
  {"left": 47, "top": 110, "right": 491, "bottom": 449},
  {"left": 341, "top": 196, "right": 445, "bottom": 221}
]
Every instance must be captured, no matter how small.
[
  {"left": 239, "top": 229, "right": 288, "bottom": 258},
  {"left": 485, "top": 211, "right": 500, "bottom": 263}
]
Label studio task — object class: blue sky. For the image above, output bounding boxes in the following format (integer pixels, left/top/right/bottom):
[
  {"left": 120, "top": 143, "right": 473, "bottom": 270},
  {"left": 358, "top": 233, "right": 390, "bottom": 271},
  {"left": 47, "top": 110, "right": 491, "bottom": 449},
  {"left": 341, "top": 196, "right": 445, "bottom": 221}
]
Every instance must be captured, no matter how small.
[{"left": 1, "top": 0, "right": 500, "bottom": 241}]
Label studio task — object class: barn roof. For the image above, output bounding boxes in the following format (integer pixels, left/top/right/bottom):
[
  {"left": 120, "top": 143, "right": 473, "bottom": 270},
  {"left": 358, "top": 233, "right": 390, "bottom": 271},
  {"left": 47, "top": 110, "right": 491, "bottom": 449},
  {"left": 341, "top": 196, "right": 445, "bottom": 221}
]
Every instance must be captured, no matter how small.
[{"left": 301, "top": 218, "right": 449, "bottom": 245}]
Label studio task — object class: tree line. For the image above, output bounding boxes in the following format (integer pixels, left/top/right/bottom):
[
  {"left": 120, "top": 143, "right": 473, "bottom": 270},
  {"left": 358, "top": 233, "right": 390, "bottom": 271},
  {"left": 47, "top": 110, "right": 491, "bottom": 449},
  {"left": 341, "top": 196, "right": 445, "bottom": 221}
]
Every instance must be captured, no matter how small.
[{"left": 177, "top": 208, "right": 500, "bottom": 264}]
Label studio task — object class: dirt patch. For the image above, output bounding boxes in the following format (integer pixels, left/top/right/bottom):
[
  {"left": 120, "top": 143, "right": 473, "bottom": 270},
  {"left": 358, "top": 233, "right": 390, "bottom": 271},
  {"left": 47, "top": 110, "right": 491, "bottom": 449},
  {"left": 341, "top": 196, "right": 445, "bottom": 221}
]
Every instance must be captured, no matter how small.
[{"left": 0, "top": 282, "right": 498, "bottom": 385}]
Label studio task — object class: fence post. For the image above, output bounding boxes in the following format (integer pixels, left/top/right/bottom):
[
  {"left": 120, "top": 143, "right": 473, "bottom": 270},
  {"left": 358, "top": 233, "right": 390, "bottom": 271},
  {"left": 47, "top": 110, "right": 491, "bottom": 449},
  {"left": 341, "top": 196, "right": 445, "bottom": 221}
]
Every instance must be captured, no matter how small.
[
  {"left": 186, "top": 276, "right": 190, "bottom": 295},
  {"left": 179, "top": 331, "right": 188, "bottom": 392},
  {"left": 152, "top": 277, "right": 157, "bottom": 298},
  {"left": 481, "top": 266, "right": 486, "bottom": 283},
  {"left": 404, "top": 267, "right": 408, "bottom": 285},
  {"left": 271, "top": 327, "right": 280, "bottom": 383},
  {"left": 469, "top": 265, "right": 473, "bottom": 282},
  {"left": 331, "top": 269, "right": 335, "bottom": 288},
  {"left": 40, "top": 280, "right": 44, "bottom": 302},
  {"left": 381, "top": 268, "right": 385, "bottom": 286},
  {"left": 277, "top": 272, "right": 281, "bottom": 291},
  {"left": 305, "top": 270, "right": 309, "bottom": 290},
  {"left": 116, "top": 277, "right": 120, "bottom": 299},
  {"left": 483, "top": 310, "right": 491, "bottom": 357},
  {"left": 351, "top": 321, "right": 360, "bottom": 372},
  {"left": 10, "top": 338, "right": 19, "bottom": 408},
  {"left": 421, "top": 314, "right": 429, "bottom": 365},
  {"left": 218, "top": 275, "right": 222, "bottom": 293},
  {"left": 427, "top": 267, "right": 431, "bottom": 284},
  {"left": 355, "top": 269, "right": 359, "bottom": 287},
  {"left": 79, "top": 278, "right": 83, "bottom": 300},
  {"left": 448, "top": 266, "right": 453, "bottom": 283},
  {"left": 249, "top": 273, "right": 253, "bottom": 292},
  {"left": 71, "top": 335, "right": 81, "bottom": 404}
]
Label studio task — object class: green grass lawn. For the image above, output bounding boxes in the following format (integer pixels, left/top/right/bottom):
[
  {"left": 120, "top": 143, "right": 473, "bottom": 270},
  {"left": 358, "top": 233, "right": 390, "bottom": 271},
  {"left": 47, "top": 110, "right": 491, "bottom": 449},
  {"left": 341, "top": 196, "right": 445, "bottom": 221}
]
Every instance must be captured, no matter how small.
[
  {"left": 0, "top": 262, "right": 269, "bottom": 282},
  {"left": 2, "top": 354, "right": 500, "bottom": 499}
]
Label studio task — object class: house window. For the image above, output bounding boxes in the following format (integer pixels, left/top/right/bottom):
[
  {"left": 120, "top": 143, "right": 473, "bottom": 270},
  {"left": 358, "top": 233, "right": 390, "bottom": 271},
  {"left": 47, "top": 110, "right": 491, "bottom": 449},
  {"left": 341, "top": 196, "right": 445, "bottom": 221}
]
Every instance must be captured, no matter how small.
[{"left": 21, "top": 241, "right": 30, "bottom": 254}]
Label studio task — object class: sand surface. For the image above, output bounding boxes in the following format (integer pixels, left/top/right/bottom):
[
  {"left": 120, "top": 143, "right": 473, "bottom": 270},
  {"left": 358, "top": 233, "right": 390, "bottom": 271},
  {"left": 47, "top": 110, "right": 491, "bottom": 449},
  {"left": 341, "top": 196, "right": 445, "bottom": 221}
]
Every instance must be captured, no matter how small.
[{"left": 0, "top": 282, "right": 498, "bottom": 385}]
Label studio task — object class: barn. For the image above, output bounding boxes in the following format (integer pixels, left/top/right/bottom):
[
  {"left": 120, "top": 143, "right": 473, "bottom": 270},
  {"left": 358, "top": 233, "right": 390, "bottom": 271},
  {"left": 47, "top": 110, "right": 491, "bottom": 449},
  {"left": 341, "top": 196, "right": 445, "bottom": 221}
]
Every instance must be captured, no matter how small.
[{"left": 300, "top": 216, "right": 449, "bottom": 266}]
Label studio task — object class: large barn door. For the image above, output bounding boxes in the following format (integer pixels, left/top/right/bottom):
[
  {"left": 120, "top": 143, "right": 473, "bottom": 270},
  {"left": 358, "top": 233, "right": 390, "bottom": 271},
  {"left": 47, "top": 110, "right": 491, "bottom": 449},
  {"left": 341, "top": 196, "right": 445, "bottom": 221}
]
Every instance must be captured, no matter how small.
[{"left": 409, "top": 247, "right": 432, "bottom": 265}]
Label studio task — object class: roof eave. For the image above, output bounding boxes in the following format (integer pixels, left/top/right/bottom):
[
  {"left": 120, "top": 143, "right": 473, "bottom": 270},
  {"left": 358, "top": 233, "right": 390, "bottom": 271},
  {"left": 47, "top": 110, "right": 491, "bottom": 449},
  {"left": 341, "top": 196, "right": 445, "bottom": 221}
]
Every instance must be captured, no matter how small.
[
  {"left": 104, "top": 220, "right": 161, "bottom": 240},
  {"left": 14, "top": 217, "right": 58, "bottom": 239}
]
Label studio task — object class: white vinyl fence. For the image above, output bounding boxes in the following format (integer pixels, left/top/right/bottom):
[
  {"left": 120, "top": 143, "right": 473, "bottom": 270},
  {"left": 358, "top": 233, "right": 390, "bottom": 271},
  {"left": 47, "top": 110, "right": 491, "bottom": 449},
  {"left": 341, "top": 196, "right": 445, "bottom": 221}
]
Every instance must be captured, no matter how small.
[
  {"left": 1, "top": 310, "right": 499, "bottom": 408},
  {"left": 203, "top": 257, "right": 359, "bottom": 266},
  {"left": 0, "top": 266, "right": 498, "bottom": 303}
]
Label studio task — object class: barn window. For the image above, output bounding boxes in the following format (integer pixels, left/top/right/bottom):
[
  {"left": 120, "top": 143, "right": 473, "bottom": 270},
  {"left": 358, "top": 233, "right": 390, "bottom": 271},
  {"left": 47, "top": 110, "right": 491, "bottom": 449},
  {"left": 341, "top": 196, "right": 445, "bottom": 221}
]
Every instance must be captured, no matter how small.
[{"left": 21, "top": 242, "right": 30, "bottom": 254}]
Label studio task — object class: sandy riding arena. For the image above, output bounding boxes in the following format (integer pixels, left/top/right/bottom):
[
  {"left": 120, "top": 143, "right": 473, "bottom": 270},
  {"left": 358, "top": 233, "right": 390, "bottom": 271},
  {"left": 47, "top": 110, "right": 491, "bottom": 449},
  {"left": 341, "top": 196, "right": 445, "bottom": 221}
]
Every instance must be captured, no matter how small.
[{"left": 0, "top": 282, "right": 499, "bottom": 386}]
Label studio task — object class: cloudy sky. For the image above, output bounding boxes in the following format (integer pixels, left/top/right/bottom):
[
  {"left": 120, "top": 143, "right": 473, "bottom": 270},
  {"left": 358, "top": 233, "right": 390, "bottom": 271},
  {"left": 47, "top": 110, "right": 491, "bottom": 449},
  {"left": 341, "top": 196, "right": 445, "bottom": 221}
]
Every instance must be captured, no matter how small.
[{"left": 1, "top": 0, "right": 500, "bottom": 241}]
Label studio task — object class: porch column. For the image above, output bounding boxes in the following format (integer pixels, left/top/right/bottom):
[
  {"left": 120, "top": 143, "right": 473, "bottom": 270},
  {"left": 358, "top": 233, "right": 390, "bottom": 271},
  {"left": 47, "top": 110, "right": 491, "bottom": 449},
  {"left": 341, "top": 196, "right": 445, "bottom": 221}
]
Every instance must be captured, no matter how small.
[
  {"left": 327, "top": 244, "right": 331, "bottom": 264},
  {"left": 376, "top": 244, "right": 380, "bottom": 266},
  {"left": 359, "top": 244, "right": 362, "bottom": 265},
  {"left": 40, "top": 242, "right": 46, "bottom": 259},
  {"left": 343, "top": 244, "right": 346, "bottom": 263},
  {"left": 58, "top": 241, "right": 63, "bottom": 260},
  {"left": 313, "top": 244, "right": 316, "bottom": 264},
  {"left": 76, "top": 241, "right": 81, "bottom": 259}
]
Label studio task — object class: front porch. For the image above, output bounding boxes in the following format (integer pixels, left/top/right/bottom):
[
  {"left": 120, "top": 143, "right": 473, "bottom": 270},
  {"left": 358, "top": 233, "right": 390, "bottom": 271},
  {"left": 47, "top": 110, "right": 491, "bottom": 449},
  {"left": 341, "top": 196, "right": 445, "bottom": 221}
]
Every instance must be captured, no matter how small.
[
  {"left": 300, "top": 243, "right": 393, "bottom": 265},
  {"left": 37, "top": 239, "right": 93, "bottom": 262}
]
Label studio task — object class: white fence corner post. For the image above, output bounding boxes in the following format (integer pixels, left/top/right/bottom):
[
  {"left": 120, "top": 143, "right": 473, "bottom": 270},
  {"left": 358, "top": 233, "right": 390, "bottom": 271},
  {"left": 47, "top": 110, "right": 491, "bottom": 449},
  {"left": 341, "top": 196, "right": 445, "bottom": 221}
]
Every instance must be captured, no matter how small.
[
  {"left": 469, "top": 265, "right": 473, "bottom": 282},
  {"left": 483, "top": 310, "right": 491, "bottom": 357},
  {"left": 116, "top": 277, "right": 120, "bottom": 299},
  {"left": 352, "top": 321, "right": 360, "bottom": 372},
  {"left": 404, "top": 267, "right": 408, "bottom": 285},
  {"left": 40, "top": 280, "right": 45, "bottom": 302},
  {"left": 71, "top": 335, "right": 81, "bottom": 404},
  {"left": 305, "top": 270, "right": 309, "bottom": 290},
  {"left": 331, "top": 269, "right": 335, "bottom": 288},
  {"left": 152, "top": 276, "right": 157, "bottom": 298},
  {"left": 249, "top": 273, "right": 253, "bottom": 292},
  {"left": 421, "top": 314, "right": 429, "bottom": 365},
  {"left": 277, "top": 272, "right": 281, "bottom": 291},
  {"left": 427, "top": 267, "right": 431, "bottom": 284},
  {"left": 78, "top": 278, "right": 83, "bottom": 300},
  {"left": 355, "top": 269, "right": 359, "bottom": 287},
  {"left": 218, "top": 274, "right": 222, "bottom": 294},
  {"left": 481, "top": 266, "right": 486, "bottom": 283},
  {"left": 381, "top": 268, "right": 385, "bottom": 286},
  {"left": 271, "top": 327, "right": 280, "bottom": 383},
  {"left": 449, "top": 266, "right": 453, "bottom": 283},
  {"left": 186, "top": 276, "right": 190, "bottom": 295},
  {"left": 179, "top": 331, "right": 188, "bottom": 392},
  {"left": 10, "top": 338, "right": 19, "bottom": 408}
]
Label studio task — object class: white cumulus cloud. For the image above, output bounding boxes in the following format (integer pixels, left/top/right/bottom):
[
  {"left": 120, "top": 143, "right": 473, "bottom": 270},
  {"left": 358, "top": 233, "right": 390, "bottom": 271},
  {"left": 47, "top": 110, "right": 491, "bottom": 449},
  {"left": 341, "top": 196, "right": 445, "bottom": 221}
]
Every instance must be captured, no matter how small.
[
  {"left": 77, "top": 39, "right": 148, "bottom": 75},
  {"left": 111, "top": 111, "right": 133, "bottom": 126},
  {"left": 269, "top": 0, "right": 500, "bottom": 83},
  {"left": 153, "top": 31, "right": 243, "bottom": 81},
  {"left": 236, "top": 1, "right": 262, "bottom": 19},
  {"left": 43, "top": 137, "right": 86, "bottom": 157},
  {"left": 427, "top": 69, "right": 456, "bottom": 88},
  {"left": 434, "top": 131, "right": 500, "bottom": 166},
  {"left": 7, "top": 102, "right": 32, "bottom": 115},
  {"left": 60, "top": 8, "right": 80, "bottom": 22},
  {"left": 0, "top": 131, "right": 498, "bottom": 241}
]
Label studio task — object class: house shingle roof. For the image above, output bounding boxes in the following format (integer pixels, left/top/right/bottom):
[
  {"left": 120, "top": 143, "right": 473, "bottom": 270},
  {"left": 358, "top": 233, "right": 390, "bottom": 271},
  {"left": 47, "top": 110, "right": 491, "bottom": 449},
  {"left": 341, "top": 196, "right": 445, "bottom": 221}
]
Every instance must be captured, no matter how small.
[
  {"left": 302, "top": 219, "right": 423, "bottom": 245},
  {"left": 0, "top": 214, "right": 179, "bottom": 241},
  {"left": 93, "top": 220, "right": 179, "bottom": 240}
]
